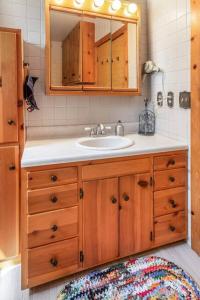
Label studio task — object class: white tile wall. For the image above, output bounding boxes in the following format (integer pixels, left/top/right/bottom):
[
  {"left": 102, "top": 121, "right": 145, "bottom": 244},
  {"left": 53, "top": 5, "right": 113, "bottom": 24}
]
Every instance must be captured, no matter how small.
[
  {"left": 147, "top": 0, "right": 191, "bottom": 244},
  {"left": 0, "top": 0, "right": 148, "bottom": 138}
]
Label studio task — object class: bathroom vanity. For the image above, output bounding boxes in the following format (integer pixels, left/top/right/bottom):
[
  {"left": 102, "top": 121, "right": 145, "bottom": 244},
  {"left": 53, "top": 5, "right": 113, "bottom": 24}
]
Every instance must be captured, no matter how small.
[{"left": 21, "top": 135, "right": 188, "bottom": 288}]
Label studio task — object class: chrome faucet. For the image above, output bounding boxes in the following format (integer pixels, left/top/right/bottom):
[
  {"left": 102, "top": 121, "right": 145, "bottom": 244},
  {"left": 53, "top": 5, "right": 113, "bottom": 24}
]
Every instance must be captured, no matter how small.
[{"left": 84, "top": 123, "right": 111, "bottom": 137}]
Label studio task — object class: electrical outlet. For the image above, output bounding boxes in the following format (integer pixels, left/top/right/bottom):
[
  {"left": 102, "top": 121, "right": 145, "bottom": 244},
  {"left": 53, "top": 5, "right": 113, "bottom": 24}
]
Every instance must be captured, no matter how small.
[
  {"left": 179, "top": 91, "right": 191, "bottom": 109},
  {"left": 157, "top": 92, "right": 163, "bottom": 107},
  {"left": 167, "top": 92, "right": 174, "bottom": 108}
]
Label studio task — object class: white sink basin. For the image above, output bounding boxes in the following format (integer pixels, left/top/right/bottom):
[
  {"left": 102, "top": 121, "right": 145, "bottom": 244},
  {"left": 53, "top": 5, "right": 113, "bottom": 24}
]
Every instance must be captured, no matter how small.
[{"left": 77, "top": 136, "right": 134, "bottom": 151}]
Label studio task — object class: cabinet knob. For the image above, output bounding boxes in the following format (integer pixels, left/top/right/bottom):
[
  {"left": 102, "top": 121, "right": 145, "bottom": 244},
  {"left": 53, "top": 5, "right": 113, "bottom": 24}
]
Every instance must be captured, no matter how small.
[
  {"left": 167, "top": 159, "right": 175, "bottom": 167},
  {"left": 9, "top": 164, "right": 16, "bottom": 171},
  {"left": 111, "top": 196, "right": 117, "bottom": 204},
  {"left": 51, "top": 196, "right": 58, "bottom": 203},
  {"left": 169, "top": 225, "right": 176, "bottom": 232},
  {"left": 138, "top": 180, "right": 148, "bottom": 188},
  {"left": 50, "top": 258, "right": 58, "bottom": 267},
  {"left": 51, "top": 175, "right": 58, "bottom": 182},
  {"left": 123, "top": 193, "right": 129, "bottom": 201},
  {"left": 169, "top": 176, "right": 175, "bottom": 183},
  {"left": 51, "top": 224, "right": 58, "bottom": 232},
  {"left": 169, "top": 199, "right": 177, "bottom": 208},
  {"left": 7, "top": 119, "right": 15, "bottom": 125}
]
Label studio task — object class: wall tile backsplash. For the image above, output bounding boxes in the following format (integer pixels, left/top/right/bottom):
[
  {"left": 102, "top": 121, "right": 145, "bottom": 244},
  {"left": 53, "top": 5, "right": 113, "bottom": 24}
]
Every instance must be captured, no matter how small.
[{"left": 0, "top": 0, "right": 148, "bottom": 138}]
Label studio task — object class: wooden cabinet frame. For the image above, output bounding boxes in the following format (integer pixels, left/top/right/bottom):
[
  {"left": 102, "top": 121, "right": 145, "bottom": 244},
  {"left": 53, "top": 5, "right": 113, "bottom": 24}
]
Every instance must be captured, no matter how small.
[{"left": 45, "top": 1, "right": 141, "bottom": 96}]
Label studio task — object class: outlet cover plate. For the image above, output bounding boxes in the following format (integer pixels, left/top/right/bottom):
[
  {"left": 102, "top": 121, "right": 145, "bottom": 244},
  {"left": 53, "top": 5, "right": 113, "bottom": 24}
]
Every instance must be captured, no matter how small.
[{"left": 179, "top": 91, "right": 191, "bottom": 109}]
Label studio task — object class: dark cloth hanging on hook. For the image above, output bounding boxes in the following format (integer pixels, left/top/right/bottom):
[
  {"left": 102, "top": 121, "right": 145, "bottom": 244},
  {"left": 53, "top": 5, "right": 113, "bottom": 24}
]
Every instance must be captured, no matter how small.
[{"left": 24, "top": 75, "right": 39, "bottom": 112}]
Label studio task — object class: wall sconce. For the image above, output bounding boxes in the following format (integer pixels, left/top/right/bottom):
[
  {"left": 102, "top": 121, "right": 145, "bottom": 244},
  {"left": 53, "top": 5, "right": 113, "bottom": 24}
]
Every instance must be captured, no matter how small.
[{"left": 111, "top": 0, "right": 122, "bottom": 11}]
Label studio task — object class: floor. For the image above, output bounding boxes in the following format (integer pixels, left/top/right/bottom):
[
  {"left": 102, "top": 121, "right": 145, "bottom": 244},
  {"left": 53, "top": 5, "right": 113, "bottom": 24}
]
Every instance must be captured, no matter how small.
[{"left": 0, "top": 242, "right": 200, "bottom": 300}]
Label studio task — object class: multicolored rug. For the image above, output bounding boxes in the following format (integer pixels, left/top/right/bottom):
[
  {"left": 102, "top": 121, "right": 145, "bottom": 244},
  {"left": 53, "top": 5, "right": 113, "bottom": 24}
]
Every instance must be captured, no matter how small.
[{"left": 57, "top": 256, "right": 200, "bottom": 300}]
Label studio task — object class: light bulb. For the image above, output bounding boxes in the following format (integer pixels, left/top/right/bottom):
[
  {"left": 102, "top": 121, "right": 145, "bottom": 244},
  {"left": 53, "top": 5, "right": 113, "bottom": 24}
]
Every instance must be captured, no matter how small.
[
  {"left": 75, "top": 0, "right": 85, "bottom": 5},
  {"left": 94, "top": 0, "right": 104, "bottom": 7},
  {"left": 55, "top": 0, "right": 64, "bottom": 4},
  {"left": 111, "top": 0, "right": 121, "bottom": 11},
  {"left": 127, "top": 2, "right": 137, "bottom": 14}
]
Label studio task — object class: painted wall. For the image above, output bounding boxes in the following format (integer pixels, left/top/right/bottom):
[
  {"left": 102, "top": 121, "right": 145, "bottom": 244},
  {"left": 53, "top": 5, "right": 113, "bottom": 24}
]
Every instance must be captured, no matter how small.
[
  {"left": 147, "top": 0, "right": 191, "bottom": 243},
  {"left": 0, "top": 0, "right": 148, "bottom": 139}
]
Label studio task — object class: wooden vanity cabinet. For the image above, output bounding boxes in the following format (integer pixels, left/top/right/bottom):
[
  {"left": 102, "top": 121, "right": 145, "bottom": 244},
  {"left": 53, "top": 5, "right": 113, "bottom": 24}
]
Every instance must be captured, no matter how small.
[{"left": 21, "top": 150, "right": 187, "bottom": 288}]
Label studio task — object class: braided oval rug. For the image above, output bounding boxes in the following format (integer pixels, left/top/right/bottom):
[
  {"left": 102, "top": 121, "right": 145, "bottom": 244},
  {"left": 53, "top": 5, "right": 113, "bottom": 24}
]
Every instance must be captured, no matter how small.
[{"left": 57, "top": 256, "right": 200, "bottom": 300}]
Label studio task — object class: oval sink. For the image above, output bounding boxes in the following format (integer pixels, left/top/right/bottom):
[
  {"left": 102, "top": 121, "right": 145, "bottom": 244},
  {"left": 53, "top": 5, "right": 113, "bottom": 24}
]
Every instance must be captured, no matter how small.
[{"left": 77, "top": 136, "right": 134, "bottom": 151}]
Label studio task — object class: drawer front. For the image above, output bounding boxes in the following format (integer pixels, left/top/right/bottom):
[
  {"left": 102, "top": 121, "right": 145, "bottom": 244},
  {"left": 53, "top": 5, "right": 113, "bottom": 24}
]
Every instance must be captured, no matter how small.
[
  {"left": 82, "top": 158, "right": 151, "bottom": 181},
  {"left": 28, "top": 207, "right": 78, "bottom": 248},
  {"left": 28, "top": 167, "right": 77, "bottom": 189},
  {"left": 28, "top": 184, "right": 78, "bottom": 214},
  {"left": 154, "top": 168, "right": 186, "bottom": 191},
  {"left": 154, "top": 211, "right": 186, "bottom": 246},
  {"left": 28, "top": 238, "right": 79, "bottom": 279},
  {"left": 154, "top": 187, "right": 186, "bottom": 217},
  {"left": 154, "top": 153, "right": 187, "bottom": 171}
]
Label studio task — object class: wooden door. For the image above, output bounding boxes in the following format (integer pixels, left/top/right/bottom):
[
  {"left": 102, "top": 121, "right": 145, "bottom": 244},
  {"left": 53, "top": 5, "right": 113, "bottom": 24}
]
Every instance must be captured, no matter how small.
[
  {"left": 0, "top": 146, "right": 19, "bottom": 260},
  {"left": 0, "top": 31, "right": 18, "bottom": 143},
  {"left": 112, "top": 26, "right": 128, "bottom": 89},
  {"left": 119, "top": 174, "right": 153, "bottom": 257},
  {"left": 83, "top": 178, "right": 118, "bottom": 268}
]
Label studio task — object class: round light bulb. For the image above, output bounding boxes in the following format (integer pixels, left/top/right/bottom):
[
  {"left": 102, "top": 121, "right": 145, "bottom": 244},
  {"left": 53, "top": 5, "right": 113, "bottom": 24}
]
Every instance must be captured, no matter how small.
[
  {"left": 127, "top": 2, "right": 137, "bottom": 14},
  {"left": 111, "top": 0, "right": 121, "bottom": 11},
  {"left": 75, "top": 0, "right": 85, "bottom": 5},
  {"left": 94, "top": 0, "right": 104, "bottom": 7},
  {"left": 55, "top": 0, "right": 64, "bottom": 4}
]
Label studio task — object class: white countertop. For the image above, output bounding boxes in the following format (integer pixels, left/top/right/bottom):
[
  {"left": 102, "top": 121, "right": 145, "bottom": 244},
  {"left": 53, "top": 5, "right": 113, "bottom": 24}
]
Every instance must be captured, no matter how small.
[{"left": 21, "top": 134, "right": 188, "bottom": 168}]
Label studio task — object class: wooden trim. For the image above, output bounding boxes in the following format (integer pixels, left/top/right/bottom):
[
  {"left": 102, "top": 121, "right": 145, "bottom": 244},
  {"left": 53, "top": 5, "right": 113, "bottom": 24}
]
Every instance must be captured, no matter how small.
[{"left": 191, "top": 0, "right": 200, "bottom": 255}]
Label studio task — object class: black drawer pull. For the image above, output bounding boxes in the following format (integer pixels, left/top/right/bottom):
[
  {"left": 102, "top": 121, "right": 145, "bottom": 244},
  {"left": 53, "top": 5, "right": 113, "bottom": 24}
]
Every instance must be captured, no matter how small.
[
  {"left": 169, "top": 225, "right": 176, "bottom": 232},
  {"left": 111, "top": 196, "right": 117, "bottom": 204},
  {"left": 9, "top": 164, "right": 16, "bottom": 171},
  {"left": 169, "top": 199, "right": 177, "bottom": 208},
  {"left": 7, "top": 119, "right": 15, "bottom": 125},
  {"left": 50, "top": 258, "right": 58, "bottom": 267},
  {"left": 167, "top": 159, "right": 175, "bottom": 167},
  {"left": 138, "top": 180, "right": 148, "bottom": 188},
  {"left": 51, "top": 224, "right": 58, "bottom": 232},
  {"left": 123, "top": 193, "right": 130, "bottom": 201},
  {"left": 169, "top": 176, "right": 175, "bottom": 183},
  {"left": 51, "top": 196, "right": 58, "bottom": 203},
  {"left": 51, "top": 175, "right": 58, "bottom": 182}
]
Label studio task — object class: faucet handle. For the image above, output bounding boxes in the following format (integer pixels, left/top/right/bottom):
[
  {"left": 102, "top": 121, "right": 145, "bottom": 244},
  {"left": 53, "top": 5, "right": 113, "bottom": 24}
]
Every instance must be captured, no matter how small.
[{"left": 84, "top": 127, "right": 96, "bottom": 136}]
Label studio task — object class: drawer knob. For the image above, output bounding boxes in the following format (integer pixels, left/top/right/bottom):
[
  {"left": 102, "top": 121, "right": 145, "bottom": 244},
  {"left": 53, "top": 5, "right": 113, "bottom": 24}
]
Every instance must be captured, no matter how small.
[
  {"left": 51, "top": 196, "right": 58, "bottom": 203},
  {"left": 7, "top": 119, "right": 15, "bottom": 126},
  {"left": 167, "top": 159, "right": 175, "bottom": 167},
  {"left": 169, "top": 199, "right": 177, "bottom": 208},
  {"left": 9, "top": 164, "right": 16, "bottom": 171},
  {"left": 51, "top": 175, "right": 58, "bottom": 182},
  {"left": 51, "top": 224, "right": 58, "bottom": 232},
  {"left": 138, "top": 180, "right": 148, "bottom": 188},
  {"left": 50, "top": 258, "right": 58, "bottom": 267},
  {"left": 123, "top": 193, "right": 130, "bottom": 201},
  {"left": 169, "top": 225, "right": 176, "bottom": 232},
  {"left": 111, "top": 196, "right": 117, "bottom": 204},
  {"left": 169, "top": 176, "right": 175, "bottom": 183}
]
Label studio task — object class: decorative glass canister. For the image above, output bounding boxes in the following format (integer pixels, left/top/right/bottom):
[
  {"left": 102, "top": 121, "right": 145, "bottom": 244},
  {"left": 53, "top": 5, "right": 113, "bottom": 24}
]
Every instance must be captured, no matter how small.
[{"left": 138, "top": 98, "right": 155, "bottom": 135}]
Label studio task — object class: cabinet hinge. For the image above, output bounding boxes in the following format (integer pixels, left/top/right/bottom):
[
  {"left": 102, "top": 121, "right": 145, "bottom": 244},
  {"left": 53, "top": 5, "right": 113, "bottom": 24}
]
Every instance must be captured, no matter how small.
[
  {"left": 80, "top": 188, "right": 84, "bottom": 199},
  {"left": 150, "top": 231, "right": 154, "bottom": 241},
  {"left": 80, "top": 251, "right": 84, "bottom": 262},
  {"left": 150, "top": 176, "right": 154, "bottom": 187}
]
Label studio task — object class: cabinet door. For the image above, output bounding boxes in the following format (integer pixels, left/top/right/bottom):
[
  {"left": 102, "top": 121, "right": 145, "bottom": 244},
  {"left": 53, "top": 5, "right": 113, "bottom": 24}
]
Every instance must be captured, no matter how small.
[
  {"left": 119, "top": 174, "right": 153, "bottom": 257},
  {"left": 83, "top": 178, "right": 118, "bottom": 268},
  {"left": 0, "top": 31, "right": 18, "bottom": 143},
  {"left": 0, "top": 146, "right": 19, "bottom": 259}
]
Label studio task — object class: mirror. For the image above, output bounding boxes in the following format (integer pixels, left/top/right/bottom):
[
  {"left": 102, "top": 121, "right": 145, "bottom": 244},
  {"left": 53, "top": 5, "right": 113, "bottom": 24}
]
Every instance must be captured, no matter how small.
[{"left": 48, "top": 7, "right": 139, "bottom": 95}]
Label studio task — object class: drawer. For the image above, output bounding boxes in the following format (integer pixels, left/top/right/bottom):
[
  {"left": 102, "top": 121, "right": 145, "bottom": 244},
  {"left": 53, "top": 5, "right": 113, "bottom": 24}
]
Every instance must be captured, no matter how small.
[
  {"left": 28, "top": 238, "right": 79, "bottom": 280},
  {"left": 28, "top": 207, "right": 78, "bottom": 248},
  {"left": 154, "top": 168, "right": 186, "bottom": 191},
  {"left": 28, "top": 184, "right": 78, "bottom": 214},
  {"left": 154, "top": 153, "right": 187, "bottom": 171},
  {"left": 28, "top": 167, "right": 77, "bottom": 189},
  {"left": 82, "top": 158, "right": 151, "bottom": 181},
  {"left": 154, "top": 211, "right": 186, "bottom": 246},
  {"left": 154, "top": 187, "right": 186, "bottom": 217}
]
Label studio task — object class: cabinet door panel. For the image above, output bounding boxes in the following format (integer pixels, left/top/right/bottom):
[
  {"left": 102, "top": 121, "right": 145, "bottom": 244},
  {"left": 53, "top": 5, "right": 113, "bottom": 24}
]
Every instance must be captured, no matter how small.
[
  {"left": 0, "top": 146, "right": 19, "bottom": 259},
  {"left": 83, "top": 178, "right": 118, "bottom": 268},
  {"left": 119, "top": 174, "right": 153, "bottom": 257},
  {"left": 0, "top": 32, "right": 18, "bottom": 143}
]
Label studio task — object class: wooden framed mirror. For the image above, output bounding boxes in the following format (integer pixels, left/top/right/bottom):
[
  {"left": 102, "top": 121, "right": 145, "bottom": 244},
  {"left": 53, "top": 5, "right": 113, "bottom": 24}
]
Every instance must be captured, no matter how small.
[{"left": 46, "top": 1, "right": 140, "bottom": 96}]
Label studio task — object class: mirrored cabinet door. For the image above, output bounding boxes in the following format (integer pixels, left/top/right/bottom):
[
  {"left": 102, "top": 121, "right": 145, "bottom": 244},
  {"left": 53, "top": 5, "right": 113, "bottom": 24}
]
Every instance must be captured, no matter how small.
[{"left": 111, "top": 20, "right": 138, "bottom": 91}]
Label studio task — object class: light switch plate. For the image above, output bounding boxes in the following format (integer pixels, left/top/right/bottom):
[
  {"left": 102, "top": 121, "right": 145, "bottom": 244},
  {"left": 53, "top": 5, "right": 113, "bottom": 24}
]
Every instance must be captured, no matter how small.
[{"left": 179, "top": 91, "right": 191, "bottom": 109}]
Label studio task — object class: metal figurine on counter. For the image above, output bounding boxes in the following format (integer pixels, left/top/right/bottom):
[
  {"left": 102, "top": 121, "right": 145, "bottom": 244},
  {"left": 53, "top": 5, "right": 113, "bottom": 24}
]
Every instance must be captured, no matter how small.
[{"left": 138, "top": 98, "right": 155, "bottom": 136}]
